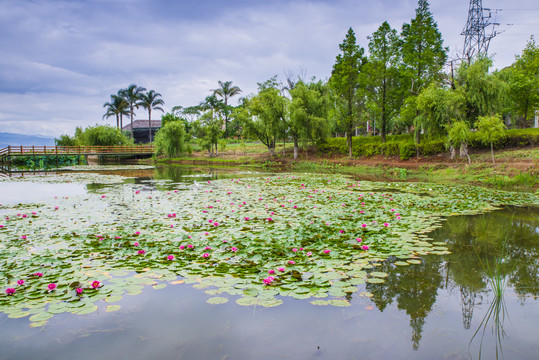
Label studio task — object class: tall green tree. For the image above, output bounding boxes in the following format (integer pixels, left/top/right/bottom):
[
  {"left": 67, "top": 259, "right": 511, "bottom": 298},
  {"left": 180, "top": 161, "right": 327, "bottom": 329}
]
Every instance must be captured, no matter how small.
[
  {"left": 140, "top": 90, "right": 165, "bottom": 143},
  {"left": 212, "top": 81, "right": 242, "bottom": 139},
  {"left": 330, "top": 27, "right": 367, "bottom": 157},
  {"left": 416, "top": 83, "right": 466, "bottom": 137},
  {"left": 456, "top": 56, "right": 507, "bottom": 125},
  {"left": 366, "top": 21, "right": 403, "bottom": 142},
  {"left": 288, "top": 80, "right": 330, "bottom": 159},
  {"left": 509, "top": 37, "right": 539, "bottom": 127},
  {"left": 243, "top": 77, "right": 287, "bottom": 157},
  {"left": 193, "top": 95, "right": 225, "bottom": 156},
  {"left": 401, "top": 0, "right": 448, "bottom": 152},
  {"left": 102, "top": 94, "right": 130, "bottom": 129},
  {"left": 120, "top": 84, "right": 147, "bottom": 139}
]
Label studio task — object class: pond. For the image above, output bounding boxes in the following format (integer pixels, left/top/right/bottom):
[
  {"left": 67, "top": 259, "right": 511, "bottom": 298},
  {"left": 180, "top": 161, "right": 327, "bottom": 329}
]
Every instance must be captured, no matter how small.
[{"left": 0, "top": 165, "right": 538, "bottom": 360}]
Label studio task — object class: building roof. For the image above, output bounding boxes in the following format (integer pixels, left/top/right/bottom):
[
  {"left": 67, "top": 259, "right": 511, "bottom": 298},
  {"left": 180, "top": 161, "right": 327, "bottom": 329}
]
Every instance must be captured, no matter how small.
[{"left": 122, "top": 120, "right": 162, "bottom": 131}]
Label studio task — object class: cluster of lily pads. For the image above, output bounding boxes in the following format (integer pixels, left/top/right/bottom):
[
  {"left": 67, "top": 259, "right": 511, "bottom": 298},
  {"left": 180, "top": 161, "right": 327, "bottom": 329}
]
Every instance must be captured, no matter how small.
[{"left": 0, "top": 172, "right": 537, "bottom": 327}]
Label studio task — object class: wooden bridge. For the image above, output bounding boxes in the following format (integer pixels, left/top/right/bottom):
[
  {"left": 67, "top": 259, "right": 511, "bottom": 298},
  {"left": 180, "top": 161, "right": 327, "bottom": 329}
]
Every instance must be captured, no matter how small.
[{"left": 0, "top": 145, "right": 154, "bottom": 170}]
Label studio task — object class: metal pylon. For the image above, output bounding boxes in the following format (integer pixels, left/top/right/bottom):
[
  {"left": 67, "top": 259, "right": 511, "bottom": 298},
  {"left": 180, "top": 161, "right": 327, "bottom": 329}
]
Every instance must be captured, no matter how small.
[{"left": 461, "top": 0, "right": 498, "bottom": 62}]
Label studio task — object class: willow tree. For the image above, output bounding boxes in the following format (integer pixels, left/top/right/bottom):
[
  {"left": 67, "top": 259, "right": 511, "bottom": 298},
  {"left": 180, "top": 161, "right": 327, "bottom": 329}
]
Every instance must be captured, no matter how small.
[
  {"left": 288, "top": 80, "right": 330, "bottom": 159},
  {"left": 330, "top": 27, "right": 367, "bottom": 157},
  {"left": 243, "top": 78, "right": 287, "bottom": 157},
  {"left": 477, "top": 114, "right": 506, "bottom": 164}
]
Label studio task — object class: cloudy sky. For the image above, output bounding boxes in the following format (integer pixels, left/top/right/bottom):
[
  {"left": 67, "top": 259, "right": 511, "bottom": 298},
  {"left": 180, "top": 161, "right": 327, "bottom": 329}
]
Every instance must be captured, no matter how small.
[{"left": 0, "top": 0, "right": 537, "bottom": 138}]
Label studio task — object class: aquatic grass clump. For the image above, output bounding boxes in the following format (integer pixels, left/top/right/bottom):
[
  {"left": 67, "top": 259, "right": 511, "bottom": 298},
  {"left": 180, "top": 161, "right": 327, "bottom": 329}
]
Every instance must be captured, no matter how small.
[{"left": 0, "top": 173, "right": 537, "bottom": 327}]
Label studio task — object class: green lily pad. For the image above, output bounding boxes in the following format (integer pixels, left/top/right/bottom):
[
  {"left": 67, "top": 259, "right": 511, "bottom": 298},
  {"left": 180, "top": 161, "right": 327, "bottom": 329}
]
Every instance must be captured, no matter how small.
[
  {"left": 106, "top": 305, "right": 121, "bottom": 312},
  {"left": 206, "top": 297, "right": 229, "bottom": 305}
]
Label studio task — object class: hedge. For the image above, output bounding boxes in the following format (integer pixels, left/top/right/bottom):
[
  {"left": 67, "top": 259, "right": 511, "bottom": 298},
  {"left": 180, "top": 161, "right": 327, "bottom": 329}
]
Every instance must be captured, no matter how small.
[{"left": 318, "top": 128, "right": 539, "bottom": 160}]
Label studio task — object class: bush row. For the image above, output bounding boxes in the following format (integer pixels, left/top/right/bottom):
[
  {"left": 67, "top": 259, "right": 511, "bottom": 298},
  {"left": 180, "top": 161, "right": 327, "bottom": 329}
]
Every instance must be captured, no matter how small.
[{"left": 318, "top": 128, "right": 539, "bottom": 160}]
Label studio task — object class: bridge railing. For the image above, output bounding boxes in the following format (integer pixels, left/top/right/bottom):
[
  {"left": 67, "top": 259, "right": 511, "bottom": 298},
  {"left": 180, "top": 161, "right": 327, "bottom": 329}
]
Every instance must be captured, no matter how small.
[{"left": 0, "top": 145, "right": 154, "bottom": 156}]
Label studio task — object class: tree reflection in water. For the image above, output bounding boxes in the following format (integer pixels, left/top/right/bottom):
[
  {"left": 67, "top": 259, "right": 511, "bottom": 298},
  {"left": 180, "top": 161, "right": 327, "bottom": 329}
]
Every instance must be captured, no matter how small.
[{"left": 366, "top": 206, "right": 538, "bottom": 353}]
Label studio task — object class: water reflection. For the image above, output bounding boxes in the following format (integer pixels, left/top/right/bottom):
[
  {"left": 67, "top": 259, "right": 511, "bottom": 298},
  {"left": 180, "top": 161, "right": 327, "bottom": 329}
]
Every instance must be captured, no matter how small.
[{"left": 366, "top": 206, "right": 538, "bottom": 354}]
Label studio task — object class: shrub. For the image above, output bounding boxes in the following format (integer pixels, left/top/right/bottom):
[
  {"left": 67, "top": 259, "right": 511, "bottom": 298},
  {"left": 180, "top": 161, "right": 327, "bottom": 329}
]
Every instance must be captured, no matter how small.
[
  {"left": 154, "top": 121, "right": 190, "bottom": 158},
  {"left": 399, "top": 142, "right": 416, "bottom": 160}
]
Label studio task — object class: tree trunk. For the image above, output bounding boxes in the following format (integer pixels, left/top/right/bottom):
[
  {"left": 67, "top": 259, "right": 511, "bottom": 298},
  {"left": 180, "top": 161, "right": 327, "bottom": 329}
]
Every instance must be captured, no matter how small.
[
  {"left": 381, "top": 78, "right": 386, "bottom": 143},
  {"left": 490, "top": 142, "right": 495, "bottom": 164},
  {"left": 148, "top": 109, "right": 152, "bottom": 143},
  {"left": 415, "top": 129, "right": 420, "bottom": 158},
  {"left": 348, "top": 132, "right": 353, "bottom": 158},
  {"left": 215, "top": 143, "right": 219, "bottom": 157},
  {"left": 130, "top": 109, "right": 134, "bottom": 140},
  {"left": 449, "top": 146, "right": 455, "bottom": 160},
  {"left": 283, "top": 136, "right": 286, "bottom": 156},
  {"left": 293, "top": 138, "right": 299, "bottom": 159},
  {"left": 116, "top": 114, "right": 119, "bottom": 129}
]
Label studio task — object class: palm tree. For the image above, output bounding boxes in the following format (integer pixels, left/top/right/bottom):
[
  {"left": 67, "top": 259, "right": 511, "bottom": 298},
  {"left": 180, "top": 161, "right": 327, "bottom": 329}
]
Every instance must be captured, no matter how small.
[
  {"left": 120, "top": 84, "right": 146, "bottom": 139},
  {"left": 212, "top": 81, "right": 241, "bottom": 138},
  {"left": 102, "top": 94, "right": 130, "bottom": 129},
  {"left": 140, "top": 90, "right": 165, "bottom": 142}
]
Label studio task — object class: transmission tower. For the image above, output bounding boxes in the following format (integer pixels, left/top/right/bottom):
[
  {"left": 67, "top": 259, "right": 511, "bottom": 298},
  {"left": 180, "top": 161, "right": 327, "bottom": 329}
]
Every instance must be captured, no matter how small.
[{"left": 461, "top": 0, "right": 499, "bottom": 62}]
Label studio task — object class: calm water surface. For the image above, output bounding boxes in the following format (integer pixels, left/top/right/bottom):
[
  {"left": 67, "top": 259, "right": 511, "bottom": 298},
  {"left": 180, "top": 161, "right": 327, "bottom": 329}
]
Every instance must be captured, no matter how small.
[{"left": 0, "top": 165, "right": 538, "bottom": 360}]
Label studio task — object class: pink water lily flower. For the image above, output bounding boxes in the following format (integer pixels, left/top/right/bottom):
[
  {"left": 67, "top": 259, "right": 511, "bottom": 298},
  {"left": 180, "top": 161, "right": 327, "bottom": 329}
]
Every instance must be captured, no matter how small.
[
  {"left": 167, "top": 255, "right": 175, "bottom": 260},
  {"left": 133, "top": 242, "right": 140, "bottom": 247},
  {"left": 268, "top": 269, "right": 275, "bottom": 275},
  {"left": 277, "top": 267, "right": 285, "bottom": 272},
  {"left": 362, "top": 245, "right": 370, "bottom": 250},
  {"left": 292, "top": 248, "right": 298, "bottom": 252},
  {"left": 306, "top": 252, "right": 312, "bottom": 256},
  {"left": 21, "top": 235, "right": 27, "bottom": 240},
  {"left": 204, "top": 246, "right": 212, "bottom": 250},
  {"left": 339, "top": 230, "right": 344, "bottom": 234},
  {"left": 357, "top": 238, "right": 362, "bottom": 242},
  {"left": 17, "top": 279, "right": 24, "bottom": 286},
  {"left": 179, "top": 245, "right": 185, "bottom": 250},
  {"left": 361, "top": 224, "right": 367, "bottom": 228},
  {"left": 33, "top": 272, "right": 43, "bottom": 277},
  {"left": 5, "top": 288, "right": 16, "bottom": 295},
  {"left": 134, "top": 231, "right": 140, "bottom": 235},
  {"left": 202, "top": 253, "right": 210, "bottom": 258},
  {"left": 383, "top": 223, "right": 389, "bottom": 227},
  {"left": 48, "top": 283, "right": 57, "bottom": 291},
  {"left": 91, "top": 281, "right": 100, "bottom": 289},
  {"left": 288, "top": 260, "right": 296, "bottom": 265},
  {"left": 323, "top": 249, "right": 331, "bottom": 254},
  {"left": 187, "top": 244, "right": 194, "bottom": 249},
  {"left": 263, "top": 276, "right": 275, "bottom": 285},
  {"left": 244, "top": 217, "right": 250, "bottom": 221},
  {"left": 137, "top": 250, "right": 146, "bottom": 255},
  {"left": 76, "top": 288, "right": 83, "bottom": 295},
  {"left": 230, "top": 246, "right": 238, "bottom": 252},
  {"left": 267, "top": 218, "right": 273, "bottom": 222}
]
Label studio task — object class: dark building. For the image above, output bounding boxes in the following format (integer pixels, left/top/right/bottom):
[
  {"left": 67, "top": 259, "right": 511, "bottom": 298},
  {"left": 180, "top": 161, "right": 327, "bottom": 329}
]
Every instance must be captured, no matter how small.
[{"left": 122, "top": 120, "right": 161, "bottom": 144}]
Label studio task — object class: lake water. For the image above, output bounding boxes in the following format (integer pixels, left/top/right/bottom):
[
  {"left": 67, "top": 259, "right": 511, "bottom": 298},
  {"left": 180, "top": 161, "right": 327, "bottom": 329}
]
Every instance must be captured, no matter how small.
[{"left": 0, "top": 165, "right": 538, "bottom": 360}]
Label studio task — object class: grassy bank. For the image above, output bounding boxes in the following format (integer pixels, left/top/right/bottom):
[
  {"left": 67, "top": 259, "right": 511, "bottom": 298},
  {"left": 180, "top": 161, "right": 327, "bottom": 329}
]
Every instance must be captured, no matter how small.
[{"left": 150, "top": 143, "right": 538, "bottom": 193}]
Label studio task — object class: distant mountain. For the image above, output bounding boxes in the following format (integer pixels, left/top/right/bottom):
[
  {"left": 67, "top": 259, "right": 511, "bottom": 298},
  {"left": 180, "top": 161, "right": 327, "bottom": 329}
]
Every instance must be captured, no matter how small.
[{"left": 0, "top": 132, "right": 56, "bottom": 148}]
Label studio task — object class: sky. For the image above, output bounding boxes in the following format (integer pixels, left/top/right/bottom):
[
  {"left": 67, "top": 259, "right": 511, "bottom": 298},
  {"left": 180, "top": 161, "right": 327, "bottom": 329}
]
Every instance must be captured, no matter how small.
[{"left": 0, "top": 0, "right": 537, "bottom": 138}]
